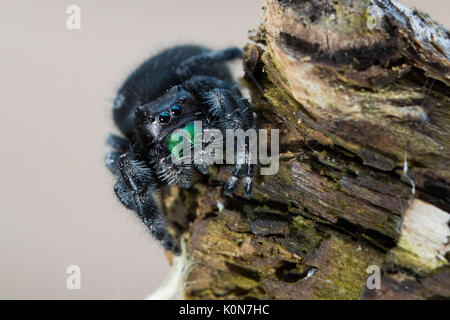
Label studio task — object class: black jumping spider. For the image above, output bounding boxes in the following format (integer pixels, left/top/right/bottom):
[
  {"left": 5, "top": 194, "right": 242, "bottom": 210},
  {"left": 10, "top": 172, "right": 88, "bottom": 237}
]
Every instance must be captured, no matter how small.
[{"left": 106, "top": 46, "right": 255, "bottom": 254}]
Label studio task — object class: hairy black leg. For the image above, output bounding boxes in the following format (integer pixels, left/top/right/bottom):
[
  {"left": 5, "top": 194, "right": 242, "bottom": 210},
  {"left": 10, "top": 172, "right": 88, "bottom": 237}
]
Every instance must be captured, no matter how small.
[
  {"left": 202, "top": 87, "right": 256, "bottom": 198},
  {"left": 176, "top": 47, "right": 242, "bottom": 80},
  {"left": 182, "top": 76, "right": 251, "bottom": 123},
  {"left": 183, "top": 75, "right": 240, "bottom": 94},
  {"left": 112, "top": 152, "right": 180, "bottom": 255}
]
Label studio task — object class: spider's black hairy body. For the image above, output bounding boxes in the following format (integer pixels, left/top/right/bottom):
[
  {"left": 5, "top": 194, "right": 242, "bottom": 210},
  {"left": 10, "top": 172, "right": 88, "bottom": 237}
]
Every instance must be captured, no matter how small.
[{"left": 106, "top": 45, "right": 255, "bottom": 254}]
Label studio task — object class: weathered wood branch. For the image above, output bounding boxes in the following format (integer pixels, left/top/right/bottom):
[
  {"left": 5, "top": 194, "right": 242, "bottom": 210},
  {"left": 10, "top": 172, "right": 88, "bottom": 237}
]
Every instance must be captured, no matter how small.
[{"left": 165, "top": 0, "right": 450, "bottom": 299}]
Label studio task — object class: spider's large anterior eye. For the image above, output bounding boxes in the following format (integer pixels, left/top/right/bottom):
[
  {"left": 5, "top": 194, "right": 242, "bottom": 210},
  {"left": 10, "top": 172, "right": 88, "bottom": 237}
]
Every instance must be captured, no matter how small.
[
  {"left": 171, "top": 105, "right": 182, "bottom": 116},
  {"left": 149, "top": 116, "right": 155, "bottom": 123},
  {"left": 159, "top": 112, "right": 170, "bottom": 124}
]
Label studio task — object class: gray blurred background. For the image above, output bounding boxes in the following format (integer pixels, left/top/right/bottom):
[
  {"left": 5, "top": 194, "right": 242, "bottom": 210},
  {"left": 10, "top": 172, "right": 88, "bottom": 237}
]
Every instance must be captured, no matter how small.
[{"left": 0, "top": 0, "right": 448, "bottom": 299}]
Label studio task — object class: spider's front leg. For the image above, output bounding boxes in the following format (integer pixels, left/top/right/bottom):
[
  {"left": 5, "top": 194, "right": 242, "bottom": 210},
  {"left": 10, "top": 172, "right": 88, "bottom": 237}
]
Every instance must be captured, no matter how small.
[
  {"left": 205, "top": 87, "right": 256, "bottom": 198},
  {"left": 105, "top": 140, "right": 180, "bottom": 255},
  {"left": 213, "top": 89, "right": 255, "bottom": 198},
  {"left": 183, "top": 76, "right": 256, "bottom": 198}
]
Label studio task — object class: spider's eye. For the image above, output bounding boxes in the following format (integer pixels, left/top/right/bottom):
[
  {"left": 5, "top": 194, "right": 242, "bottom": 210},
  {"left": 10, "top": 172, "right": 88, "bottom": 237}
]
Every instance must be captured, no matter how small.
[
  {"left": 159, "top": 112, "right": 170, "bottom": 124},
  {"left": 149, "top": 116, "right": 155, "bottom": 123},
  {"left": 171, "top": 105, "right": 182, "bottom": 116}
]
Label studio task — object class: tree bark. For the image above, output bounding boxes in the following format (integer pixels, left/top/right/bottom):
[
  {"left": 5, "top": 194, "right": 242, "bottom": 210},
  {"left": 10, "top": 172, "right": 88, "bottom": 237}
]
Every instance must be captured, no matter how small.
[{"left": 165, "top": 0, "right": 450, "bottom": 299}]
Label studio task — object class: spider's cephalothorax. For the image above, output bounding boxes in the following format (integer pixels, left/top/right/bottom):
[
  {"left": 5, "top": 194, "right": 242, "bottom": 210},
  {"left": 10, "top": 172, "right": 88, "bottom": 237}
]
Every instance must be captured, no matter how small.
[{"left": 106, "top": 46, "right": 255, "bottom": 254}]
